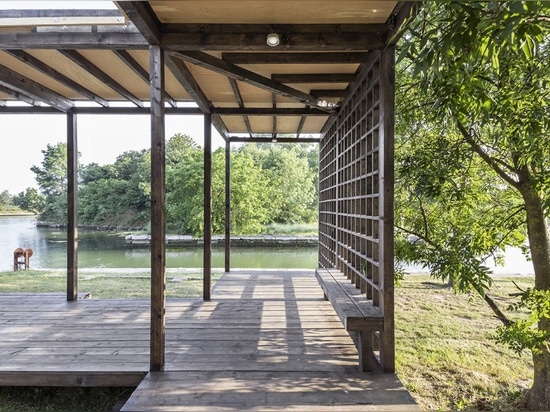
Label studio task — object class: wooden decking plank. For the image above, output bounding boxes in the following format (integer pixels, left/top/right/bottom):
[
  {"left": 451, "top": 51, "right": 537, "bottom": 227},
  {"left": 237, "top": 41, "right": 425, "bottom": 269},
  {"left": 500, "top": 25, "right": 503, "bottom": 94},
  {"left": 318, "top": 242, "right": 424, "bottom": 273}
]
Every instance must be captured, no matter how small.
[
  {"left": 0, "top": 269, "right": 418, "bottom": 411},
  {"left": 121, "top": 371, "right": 418, "bottom": 412}
]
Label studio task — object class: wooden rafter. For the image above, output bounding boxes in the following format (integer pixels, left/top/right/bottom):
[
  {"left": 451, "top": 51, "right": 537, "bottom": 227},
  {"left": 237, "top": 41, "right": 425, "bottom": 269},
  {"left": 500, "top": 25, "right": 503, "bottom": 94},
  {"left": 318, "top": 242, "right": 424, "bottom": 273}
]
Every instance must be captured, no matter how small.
[
  {"left": 165, "top": 55, "right": 210, "bottom": 113},
  {"left": 5, "top": 49, "right": 109, "bottom": 107},
  {"left": 0, "top": 64, "right": 73, "bottom": 111},
  {"left": 271, "top": 93, "right": 277, "bottom": 139},
  {"left": 0, "top": 84, "right": 40, "bottom": 106},
  {"left": 113, "top": 49, "right": 176, "bottom": 107},
  {"left": 59, "top": 50, "right": 143, "bottom": 107},
  {"left": 228, "top": 78, "right": 252, "bottom": 138},
  {"left": 171, "top": 51, "right": 337, "bottom": 115},
  {"left": 296, "top": 116, "right": 307, "bottom": 138}
]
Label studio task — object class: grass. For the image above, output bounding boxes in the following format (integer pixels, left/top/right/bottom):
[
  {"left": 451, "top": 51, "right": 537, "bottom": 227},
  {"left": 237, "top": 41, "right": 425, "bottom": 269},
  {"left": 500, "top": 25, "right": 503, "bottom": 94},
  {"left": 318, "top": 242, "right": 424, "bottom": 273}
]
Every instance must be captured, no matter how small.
[
  {"left": 395, "top": 275, "right": 533, "bottom": 411},
  {"left": 0, "top": 270, "right": 536, "bottom": 411},
  {"left": 0, "top": 269, "right": 223, "bottom": 299}
]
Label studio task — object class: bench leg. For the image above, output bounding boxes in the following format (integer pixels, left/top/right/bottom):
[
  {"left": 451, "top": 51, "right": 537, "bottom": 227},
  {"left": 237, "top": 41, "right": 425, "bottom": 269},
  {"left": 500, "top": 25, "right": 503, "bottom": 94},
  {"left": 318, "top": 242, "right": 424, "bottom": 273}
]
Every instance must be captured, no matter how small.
[{"left": 358, "top": 331, "right": 374, "bottom": 372}]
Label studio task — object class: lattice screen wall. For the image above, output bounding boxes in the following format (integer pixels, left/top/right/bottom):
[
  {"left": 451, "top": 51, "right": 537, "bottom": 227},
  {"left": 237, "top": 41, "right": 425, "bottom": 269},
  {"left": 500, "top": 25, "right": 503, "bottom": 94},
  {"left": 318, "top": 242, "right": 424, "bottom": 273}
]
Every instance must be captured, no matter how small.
[{"left": 318, "top": 48, "right": 395, "bottom": 370}]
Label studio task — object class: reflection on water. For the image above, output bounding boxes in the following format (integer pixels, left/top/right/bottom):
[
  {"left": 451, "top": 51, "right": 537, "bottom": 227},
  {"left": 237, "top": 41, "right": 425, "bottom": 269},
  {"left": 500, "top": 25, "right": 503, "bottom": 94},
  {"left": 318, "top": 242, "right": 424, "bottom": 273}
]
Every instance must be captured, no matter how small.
[{"left": 0, "top": 215, "right": 318, "bottom": 271}]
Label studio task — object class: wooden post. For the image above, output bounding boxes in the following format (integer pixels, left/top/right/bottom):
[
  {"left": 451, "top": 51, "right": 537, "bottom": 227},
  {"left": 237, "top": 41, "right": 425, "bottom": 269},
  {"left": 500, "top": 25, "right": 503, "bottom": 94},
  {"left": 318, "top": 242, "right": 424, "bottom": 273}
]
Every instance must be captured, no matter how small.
[
  {"left": 149, "top": 45, "right": 166, "bottom": 372},
  {"left": 66, "top": 109, "right": 78, "bottom": 302},
  {"left": 203, "top": 113, "right": 212, "bottom": 301},
  {"left": 224, "top": 139, "right": 231, "bottom": 273},
  {"left": 379, "top": 46, "right": 396, "bottom": 372}
]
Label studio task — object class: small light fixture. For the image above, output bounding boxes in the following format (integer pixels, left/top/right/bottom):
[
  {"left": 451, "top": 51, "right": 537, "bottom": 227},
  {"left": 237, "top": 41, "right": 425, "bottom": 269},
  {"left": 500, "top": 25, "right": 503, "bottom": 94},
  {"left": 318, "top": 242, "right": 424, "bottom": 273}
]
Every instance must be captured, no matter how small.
[
  {"left": 266, "top": 33, "right": 280, "bottom": 47},
  {"left": 316, "top": 99, "right": 339, "bottom": 109},
  {"left": 317, "top": 99, "right": 328, "bottom": 108}
]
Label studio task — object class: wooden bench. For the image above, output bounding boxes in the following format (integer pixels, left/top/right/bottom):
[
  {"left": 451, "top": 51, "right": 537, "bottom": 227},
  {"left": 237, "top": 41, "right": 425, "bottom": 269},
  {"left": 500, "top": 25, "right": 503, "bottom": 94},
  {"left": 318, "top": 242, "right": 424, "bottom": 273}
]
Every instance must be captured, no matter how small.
[{"left": 315, "top": 268, "right": 384, "bottom": 372}]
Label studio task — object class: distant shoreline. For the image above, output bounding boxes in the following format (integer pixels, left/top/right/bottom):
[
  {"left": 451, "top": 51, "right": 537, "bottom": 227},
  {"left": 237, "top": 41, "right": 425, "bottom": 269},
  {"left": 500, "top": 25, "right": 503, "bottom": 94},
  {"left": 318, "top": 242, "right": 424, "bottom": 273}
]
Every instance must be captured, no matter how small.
[{"left": 125, "top": 234, "right": 319, "bottom": 248}]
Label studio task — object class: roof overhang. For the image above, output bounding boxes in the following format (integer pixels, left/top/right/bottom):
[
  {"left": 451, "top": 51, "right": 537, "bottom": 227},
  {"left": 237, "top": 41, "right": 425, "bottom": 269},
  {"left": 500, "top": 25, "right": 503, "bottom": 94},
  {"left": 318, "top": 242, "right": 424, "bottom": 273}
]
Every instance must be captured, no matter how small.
[{"left": 0, "top": 1, "right": 416, "bottom": 142}]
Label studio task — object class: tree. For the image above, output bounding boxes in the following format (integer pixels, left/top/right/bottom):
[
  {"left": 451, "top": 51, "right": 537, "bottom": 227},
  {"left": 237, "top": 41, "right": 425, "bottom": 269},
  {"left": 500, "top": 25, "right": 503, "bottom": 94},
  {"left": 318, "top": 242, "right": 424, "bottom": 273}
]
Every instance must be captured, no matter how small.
[
  {"left": 31, "top": 143, "right": 69, "bottom": 197},
  {"left": 0, "top": 190, "right": 12, "bottom": 207},
  {"left": 166, "top": 133, "right": 199, "bottom": 168},
  {"left": 31, "top": 142, "right": 71, "bottom": 222},
  {"left": 13, "top": 188, "right": 45, "bottom": 214},
  {"left": 397, "top": 2, "right": 550, "bottom": 409},
  {"left": 79, "top": 150, "right": 150, "bottom": 227},
  {"left": 166, "top": 147, "right": 272, "bottom": 235},
  {"left": 239, "top": 143, "right": 318, "bottom": 224}
]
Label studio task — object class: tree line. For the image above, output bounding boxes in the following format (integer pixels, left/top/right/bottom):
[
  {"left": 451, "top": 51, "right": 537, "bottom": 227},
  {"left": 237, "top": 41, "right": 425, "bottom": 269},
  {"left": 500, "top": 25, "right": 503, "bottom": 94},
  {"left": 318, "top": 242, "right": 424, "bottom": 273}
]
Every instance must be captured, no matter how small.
[{"left": 11, "top": 135, "right": 318, "bottom": 235}]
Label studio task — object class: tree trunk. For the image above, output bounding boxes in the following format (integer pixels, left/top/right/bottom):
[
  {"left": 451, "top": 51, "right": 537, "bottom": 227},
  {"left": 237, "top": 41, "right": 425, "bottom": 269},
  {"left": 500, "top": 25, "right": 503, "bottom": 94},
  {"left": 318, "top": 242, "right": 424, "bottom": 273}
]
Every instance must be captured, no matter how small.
[{"left": 519, "top": 174, "right": 550, "bottom": 410}]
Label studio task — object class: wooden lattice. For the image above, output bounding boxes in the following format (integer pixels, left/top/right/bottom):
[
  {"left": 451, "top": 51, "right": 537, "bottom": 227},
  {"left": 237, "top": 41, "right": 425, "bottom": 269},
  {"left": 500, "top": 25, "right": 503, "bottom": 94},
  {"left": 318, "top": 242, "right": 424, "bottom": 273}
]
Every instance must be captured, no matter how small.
[{"left": 318, "top": 48, "right": 395, "bottom": 371}]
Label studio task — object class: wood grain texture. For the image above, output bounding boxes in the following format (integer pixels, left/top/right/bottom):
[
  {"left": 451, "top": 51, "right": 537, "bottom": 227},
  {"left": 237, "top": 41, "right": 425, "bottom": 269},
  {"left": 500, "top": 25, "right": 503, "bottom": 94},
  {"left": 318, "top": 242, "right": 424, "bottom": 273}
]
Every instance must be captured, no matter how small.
[{"left": 0, "top": 270, "right": 417, "bottom": 410}]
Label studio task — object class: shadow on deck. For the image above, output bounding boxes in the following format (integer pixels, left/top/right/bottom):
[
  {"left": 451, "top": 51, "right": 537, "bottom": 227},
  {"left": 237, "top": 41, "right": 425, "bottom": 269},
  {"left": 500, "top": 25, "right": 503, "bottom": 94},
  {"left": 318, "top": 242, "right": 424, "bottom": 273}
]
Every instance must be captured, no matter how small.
[{"left": 0, "top": 270, "right": 419, "bottom": 411}]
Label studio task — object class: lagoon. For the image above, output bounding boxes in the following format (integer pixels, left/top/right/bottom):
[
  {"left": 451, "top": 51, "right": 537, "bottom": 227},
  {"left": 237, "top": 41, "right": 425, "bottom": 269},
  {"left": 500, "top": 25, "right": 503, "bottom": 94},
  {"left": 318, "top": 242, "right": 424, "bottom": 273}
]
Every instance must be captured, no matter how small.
[
  {"left": 0, "top": 215, "right": 318, "bottom": 271},
  {"left": 0, "top": 215, "right": 533, "bottom": 275}
]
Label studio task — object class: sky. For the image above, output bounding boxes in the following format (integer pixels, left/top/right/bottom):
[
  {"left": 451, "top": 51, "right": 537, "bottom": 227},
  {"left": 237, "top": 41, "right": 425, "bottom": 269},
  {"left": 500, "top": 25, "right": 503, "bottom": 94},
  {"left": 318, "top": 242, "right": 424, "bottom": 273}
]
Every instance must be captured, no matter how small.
[{"left": 0, "top": 113, "right": 224, "bottom": 194}]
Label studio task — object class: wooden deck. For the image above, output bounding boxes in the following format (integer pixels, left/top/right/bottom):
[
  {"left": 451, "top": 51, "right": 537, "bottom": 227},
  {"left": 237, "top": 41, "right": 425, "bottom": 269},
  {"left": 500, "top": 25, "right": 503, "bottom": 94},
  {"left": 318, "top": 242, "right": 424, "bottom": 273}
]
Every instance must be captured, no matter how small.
[{"left": 0, "top": 270, "right": 419, "bottom": 411}]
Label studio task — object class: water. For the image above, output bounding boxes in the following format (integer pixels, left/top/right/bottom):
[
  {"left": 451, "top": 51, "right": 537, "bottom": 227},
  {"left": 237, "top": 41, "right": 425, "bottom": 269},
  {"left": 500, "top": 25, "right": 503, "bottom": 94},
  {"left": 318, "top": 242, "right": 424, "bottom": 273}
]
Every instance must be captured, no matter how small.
[
  {"left": 0, "top": 215, "right": 534, "bottom": 274},
  {"left": 0, "top": 215, "right": 318, "bottom": 271}
]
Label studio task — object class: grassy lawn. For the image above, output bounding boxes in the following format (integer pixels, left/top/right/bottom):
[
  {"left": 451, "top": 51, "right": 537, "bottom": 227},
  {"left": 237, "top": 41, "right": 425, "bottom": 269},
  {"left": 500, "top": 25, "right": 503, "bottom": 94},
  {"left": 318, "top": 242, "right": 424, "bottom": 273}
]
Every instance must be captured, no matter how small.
[
  {"left": 396, "top": 275, "right": 533, "bottom": 411},
  {"left": 0, "top": 270, "right": 535, "bottom": 411}
]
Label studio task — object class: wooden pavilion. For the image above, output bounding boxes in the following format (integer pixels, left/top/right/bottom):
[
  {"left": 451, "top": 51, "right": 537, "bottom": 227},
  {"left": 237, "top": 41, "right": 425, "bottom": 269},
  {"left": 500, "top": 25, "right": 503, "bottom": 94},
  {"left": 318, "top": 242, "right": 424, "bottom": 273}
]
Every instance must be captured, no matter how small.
[{"left": 0, "top": 2, "right": 419, "bottom": 410}]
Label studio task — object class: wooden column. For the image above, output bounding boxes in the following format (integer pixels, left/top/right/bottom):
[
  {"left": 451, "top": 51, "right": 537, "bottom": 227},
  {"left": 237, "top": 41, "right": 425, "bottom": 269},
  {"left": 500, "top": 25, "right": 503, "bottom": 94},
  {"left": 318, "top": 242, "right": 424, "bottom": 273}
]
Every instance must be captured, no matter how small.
[
  {"left": 224, "top": 139, "right": 231, "bottom": 272},
  {"left": 203, "top": 113, "right": 212, "bottom": 301},
  {"left": 379, "top": 46, "right": 396, "bottom": 372},
  {"left": 149, "top": 45, "right": 166, "bottom": 372},
  {"left": 66, "top": 109, "right": 78, "bottom": 301}
]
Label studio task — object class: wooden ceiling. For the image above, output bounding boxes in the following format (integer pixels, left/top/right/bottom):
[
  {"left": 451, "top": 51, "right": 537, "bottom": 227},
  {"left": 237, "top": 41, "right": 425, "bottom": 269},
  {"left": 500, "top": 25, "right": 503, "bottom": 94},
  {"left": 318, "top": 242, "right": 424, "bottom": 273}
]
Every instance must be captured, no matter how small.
[{"left": 0, "top": 1, "right": 413, "bottom": 142}]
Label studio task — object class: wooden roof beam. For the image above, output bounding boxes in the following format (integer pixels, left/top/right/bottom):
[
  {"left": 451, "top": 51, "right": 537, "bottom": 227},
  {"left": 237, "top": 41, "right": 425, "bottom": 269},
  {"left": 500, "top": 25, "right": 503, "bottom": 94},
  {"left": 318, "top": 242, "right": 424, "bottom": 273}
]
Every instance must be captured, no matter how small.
[
  {"left": 113, "top": 49, "right": 177, "bottom": 107},
  {"left": 272, "top": 73, "right": 356, "bottom": 83},
  {"left": 0, "top": 32, "right": 147, "bottom": 50},
  {"left": 116, "top": 1, "right": 161, "bottom": 45},
  {"left": 171, "top": 51, "right": 337, "bottom": 115},
  {"left": 5, "top": 49, "right": 109, "bottom": 107},
  {"left": 59, "top": 50, "right": 143, "bottom": 107},
  {"left": 271, "top": 94, "right": 277, "bottom": 139},
  {"left": 0, "top": 84, "right": 40, "bottom": 107},
  {"left": 212, "top": 107, "right": 329, "bottom": 116},
  {"left": 0, "top": 64, "right": 73, "bottom": 111},
  {"left": 310, "top": 89, "right": 347, "bottom": 98},
  {"left": 384, "top": 2, "right": 418, "bottom": 46},
  {"left": 228, "top": 78, "right": 252, "bottom": 138},
  {"left": 223, "top": 52, "right": 369, "bottom": 65},
  {"left": 165, "top": 56, "right": 211, "bottom": 114},
  {"left": 0, "top": 10, "right": 124, "bottom": 19},
  {"left": 229, "top": 136, "right": 320, "bottom": 144},
  {"left": 296, "top": 116, "right": 307, "bottom": 138},
  {"left": 162, "top": 24, "right": 384, "bottom": 52}
]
